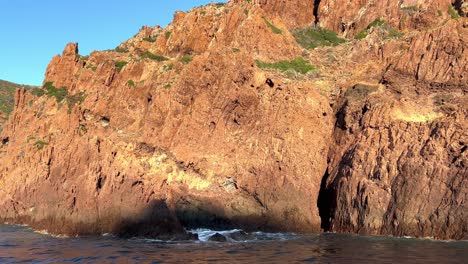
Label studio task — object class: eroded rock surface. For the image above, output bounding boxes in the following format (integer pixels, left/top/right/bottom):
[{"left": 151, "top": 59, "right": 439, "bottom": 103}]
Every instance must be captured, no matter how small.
[
  {"left": 0, "top": 1, "right": 466, "bottom": 240},
  {"left": 318, "top": 0, "right": 455, "bottom": 36}
]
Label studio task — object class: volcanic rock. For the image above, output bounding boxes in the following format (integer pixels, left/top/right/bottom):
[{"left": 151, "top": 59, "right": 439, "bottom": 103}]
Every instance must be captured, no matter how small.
[
  {"left": 317, "top": 0, "right": 455, "bottom": 36},
  {"left": 0, "top": 1, "right": 466, "bottom": 240},
  {"left": 208, "top": 233, "right": 228, "bottom": 242}
]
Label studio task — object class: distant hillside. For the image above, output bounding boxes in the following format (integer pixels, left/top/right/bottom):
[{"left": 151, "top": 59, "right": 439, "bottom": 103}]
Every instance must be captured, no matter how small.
[{"left": 0, "top": 80, "right": 37, "bottom": 131}]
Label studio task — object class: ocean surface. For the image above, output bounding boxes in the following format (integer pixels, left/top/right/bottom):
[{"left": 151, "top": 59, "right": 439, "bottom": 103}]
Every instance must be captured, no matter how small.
[{"left": 0, "top": 224, "right": 467, "bottom": 263}]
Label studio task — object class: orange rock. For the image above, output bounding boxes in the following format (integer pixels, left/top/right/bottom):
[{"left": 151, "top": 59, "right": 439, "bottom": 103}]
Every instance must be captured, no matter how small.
[
  {"left": 0, "top": 1, "right": 466, "bottom": 240},
  {"left": 392, "top": 19, "right": 467, "bottom": 87},
  {"left": 231, "top": 0, "right": 315, "bottom": 29},
  {"left": 318, "top": 0, "right": 454, "bottom": 36}
]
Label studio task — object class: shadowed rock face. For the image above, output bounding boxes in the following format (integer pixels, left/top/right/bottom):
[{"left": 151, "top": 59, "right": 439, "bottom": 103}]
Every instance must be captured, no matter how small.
[{"left": 0, "top": 1, "right": 466, "bottom": 240}]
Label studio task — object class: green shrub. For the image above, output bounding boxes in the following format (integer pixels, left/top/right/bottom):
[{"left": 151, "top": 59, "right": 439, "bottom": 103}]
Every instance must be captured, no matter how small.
[
  {"left": 163, "top": 63, "right": 174, "bottom": 71},
  {"left": 368, "top": 17, "right": 385, "bottom": 28},
  {"left": 37, "top": 82, "right": 86, "bottom": 113},
  {"left": 437, "top": 10, "right": 443, "bottom": 17},
  {"left": 44, "top": 82, "right": 68, "bottom": 103},
  {"left": 386, "top": 28, "right": 404, "bottom": 39},
  {"left": 256, "top": 57, "right": 315, "bottom": 74},
  {"left": 141, "top": 51, "right": 169, "bottom": 61},
  {"left": 0, "top": 84, "right": 16, "bottom": 115},
  {"left": 401, "top": 5, "right": 418, "bottom": 13},
  {"left": 34, "top": 140, "right": 48, "bottom": 150},
  {"left": 165, "top": 31, "right": 172, "bottom": 39},
  {"left": 115, "top": 47, "right": 129, "bottom": 53},
  {"left": 115, "top": 61, "right": 128, "bottom": 72},
  {"left": 262, "top": 17, "right": 282, "bottom": 34},
  {"left": 30, "top": 87, "right": 45, "bottom": 97},
  {"left": 180, "top": 55, "right": 193, "bottom": 64},
  {"left": 355, "top": 17, "right": 402, "bottom": 40},
  {"left": 66, "top": 92, "right": 86, "bottom": 114},
  {"left": 127, "top": 80, "right": 135, "bottom": 87},
  {"left": 143, "top": 37, "right": 157, "bottom": 43},
  {"left": 0, "top": 99, "right": 13, "bottom": 117},
  {"left": 355, "top": 30, "right": 368, "bottom": 40},
  {"left": 232, "top": 48, "right": 240, "bottom": 53},
  {"left": 448, "top": 5, "right": 461, "bottom": 19},
  {"left": 293, "top": 27, "right": 346, "bottom": 49}
]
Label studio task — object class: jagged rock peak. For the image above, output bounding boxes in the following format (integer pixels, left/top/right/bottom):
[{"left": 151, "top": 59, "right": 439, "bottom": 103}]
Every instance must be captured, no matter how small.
[{"left": 62, "top": 42, "right": 78, "bottom": 57}]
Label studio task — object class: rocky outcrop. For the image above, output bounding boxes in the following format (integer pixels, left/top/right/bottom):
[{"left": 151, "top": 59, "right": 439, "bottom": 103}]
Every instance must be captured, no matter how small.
[
  {"left": 124, "top": 3, "right": 302, "bottom": 62},
  {"left": 230, "top": 0, "right": 315, "bottom": 29},
  {"left": 392, "top": 20, "right": 467, "bottom": 87},
  {"left": 0, "top": 3, "right": 332, "bottom": 237},
  {"left": 0, "top": 80, "right": 37, "bottom": 133},
  {"left": 317, "top": 0, "right": 455, "bottom": 36},
  {"left": 324, "top": 83, "right": 467, "bottom": 240},
  {"left": 321, "top": 19, "right": 468, "bottom": 240},
  {"left": 0, "top": 1, "right": 466, "bottom": 240},
  {"left": 45, "top": 43, "right": 80, "bottom": 90}
]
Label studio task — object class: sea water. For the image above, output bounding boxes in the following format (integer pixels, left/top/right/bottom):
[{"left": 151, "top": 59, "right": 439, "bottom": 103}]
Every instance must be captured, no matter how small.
[{"left": 0, "top": 224, "right": 467, "bottom": 263}]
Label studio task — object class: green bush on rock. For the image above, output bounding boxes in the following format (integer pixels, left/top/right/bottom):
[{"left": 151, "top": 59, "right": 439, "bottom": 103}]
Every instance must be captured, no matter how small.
[
  {"left": 293, "top": 27, "right": 346, "bottom": 49},
  {"left": 256, "top": 57, "right": 315, "bottom": 74}
]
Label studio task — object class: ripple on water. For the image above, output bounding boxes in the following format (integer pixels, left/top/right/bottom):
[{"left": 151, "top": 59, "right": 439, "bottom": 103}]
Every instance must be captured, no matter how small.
[{"left": 0, "top": 225, "right": 467, "bottom": 264}]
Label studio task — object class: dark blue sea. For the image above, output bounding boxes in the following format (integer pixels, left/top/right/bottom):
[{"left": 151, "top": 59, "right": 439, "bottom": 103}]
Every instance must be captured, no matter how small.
[{"left": 0, "top": 224, "right": 467, "bottom": 263}]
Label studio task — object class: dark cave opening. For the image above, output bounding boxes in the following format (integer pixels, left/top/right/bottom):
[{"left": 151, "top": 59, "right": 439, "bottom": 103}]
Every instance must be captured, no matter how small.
[
  {"left": 313, "top": 0, "right": 321, "bottom": 24},
  {"left": 1, "top": 137, "right": 9, "bottom": 146},
  {"left": 453, "top": 0, "right": 464, "bottom": 16},
  {"left": 317, "top": 168, "right": 332, "bottom": 231}
]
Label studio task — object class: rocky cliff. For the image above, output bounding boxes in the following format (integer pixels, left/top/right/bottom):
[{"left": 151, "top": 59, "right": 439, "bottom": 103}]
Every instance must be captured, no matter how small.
[
  {"left": 0, "top": 80, "right": 37, "bottom": 133},
  {"left": 0, "top": 1, "right": 466, "bottom": 240}
]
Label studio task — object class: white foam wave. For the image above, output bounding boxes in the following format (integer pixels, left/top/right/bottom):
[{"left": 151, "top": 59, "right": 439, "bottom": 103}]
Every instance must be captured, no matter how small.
[
  {"left": 189, "top": 228, "right": 298, "bottom": 242},
  {"left": 190, "top": 228, "right": 243, "bottom": 242}
]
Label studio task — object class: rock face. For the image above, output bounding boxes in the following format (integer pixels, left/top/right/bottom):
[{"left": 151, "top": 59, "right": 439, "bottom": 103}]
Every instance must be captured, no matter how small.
[
  {"left": 321, "top": 19, "right": 467, "bottom": 240},
  {"left": 392, "top": 20, "right": 467, "bottom": 87},
  {"left": 0, "top": 80, "right": 37, "bottom": 133},
  {"left": 318, "top": 0, "right": 455, "bottom": 36},
  {"left": 325, "top": 80, "right": 467, "bottom": 239},
  {"left": 0, "top": 1, "right": 466, "bottom": 240},
  {"left": 230, "top": 0, "right": 315, "bottom": 29}
]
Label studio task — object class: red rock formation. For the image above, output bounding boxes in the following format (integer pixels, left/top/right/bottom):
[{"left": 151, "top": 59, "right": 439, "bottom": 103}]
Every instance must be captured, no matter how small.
[
  {"left": 323, "top": 19, "right": 468, "bottom": 240},
  {"left": 0, "top": 1, "right": 466, "bottom": 240},
  {"left": 230, "top": 0, "right": 315, "bottom": 29},
  {"left": 392, "top": 19, "right": 467, "bottom": 87},
  {"left": 326, "top": 84, "right": 467, "bottom": 239},
  {"left": 45, "top": 43, "right": 80, "bottom": 89},
  {"left": 317, "top": 0, "right": 454, "bottom": 36}
]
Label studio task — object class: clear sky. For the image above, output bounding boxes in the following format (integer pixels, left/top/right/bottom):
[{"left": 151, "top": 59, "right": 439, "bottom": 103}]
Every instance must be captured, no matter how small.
[{"left": 0, "top": 0, "right": 226, "bottom": 86}]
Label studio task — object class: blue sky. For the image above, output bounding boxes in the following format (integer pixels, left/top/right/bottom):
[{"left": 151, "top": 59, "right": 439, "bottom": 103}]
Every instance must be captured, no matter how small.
[{"left": 0, "top": 0, "right": 226, "bottom": 85}]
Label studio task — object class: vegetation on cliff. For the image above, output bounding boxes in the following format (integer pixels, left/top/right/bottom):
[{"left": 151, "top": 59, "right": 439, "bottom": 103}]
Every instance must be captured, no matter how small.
[{"left": 0, "top": 80, "right": 38, "bottom": 132}]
